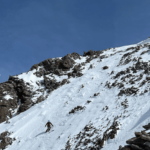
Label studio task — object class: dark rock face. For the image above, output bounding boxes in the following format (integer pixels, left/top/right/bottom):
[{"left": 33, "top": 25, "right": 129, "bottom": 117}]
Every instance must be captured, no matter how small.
[
  {"left": 44, "top": 76, "right": 61, "bottom": 92},
  {"left": 0, "top": 47, "right": 112, "bottom": 127},
  {"left": 83, "top": 49, "right": 104, "bottom": 58},
  {"left": 69, "top": 52, "right": 81, "bottom": 60},
  {"left": 119, "top": 123, "right": 150, "bottom": 150},
  {"left": 30, "top": 53, "right": 77, "bottom": 76},
  {"left": 30, "top": 64, "right": 38, "bottom": 71},
  {"left": 61, "top": 55, "right": 75, "bottom": 69},
  {"left": 83, "top": 50, "right": 94, "bottom": 56},
  {"left": 8, "top": 76, "right": 33, "bottom": 114},
  {"left": 0, "top": 76, "right": 34, "bottom": 123},
  {"left": 143, "top": 123, "right": 150, "bottom": 130},
  {"left": 30, "top": 50, "right": 105, "bottom": 80},
  {"left": 114, "top": 71, "right": 126, "bottom": 79},
  {"left": 0, "top": 131, "right": 14, "bottom": 149},
  {"left": 0, "top": 78, "right": 18, "bottom": 123}
]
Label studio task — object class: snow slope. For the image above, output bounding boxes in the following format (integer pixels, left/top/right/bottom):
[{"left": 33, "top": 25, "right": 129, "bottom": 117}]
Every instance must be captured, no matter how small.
[{"left": 1, "top": 38, "right": 150, "bottom": 149}]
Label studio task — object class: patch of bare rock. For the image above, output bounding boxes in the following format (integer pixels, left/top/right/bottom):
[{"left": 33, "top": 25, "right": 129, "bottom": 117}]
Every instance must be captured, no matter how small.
[
  {"left": 69, "top": 106, "right": 85, "bottom": 114},
  {"left": 118, "top": 123, "right": 150, "bottom": 150},
  {"left": 0, "top": 131, "right": 15, "bottom": 149}
]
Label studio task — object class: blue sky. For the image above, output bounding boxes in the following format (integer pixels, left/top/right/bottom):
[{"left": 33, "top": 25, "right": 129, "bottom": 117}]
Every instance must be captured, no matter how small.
[{"left": 0, "top": 0, "right": 150, "bottom": 83}]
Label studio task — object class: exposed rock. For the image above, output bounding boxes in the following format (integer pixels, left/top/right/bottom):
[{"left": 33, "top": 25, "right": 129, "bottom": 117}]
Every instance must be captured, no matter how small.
[
  {"left": 120, "top": 122, "right": 150, "bottom": 150},
  {"left": 103, "top": 66, "right": 109, "bottom": 70},
  {"left": 69, "top": 52, "right": 81, "bottom": 60},
  {"left": 69, "top": 106, "right": 85, "bottom": 114},
  {"left": 44, "top": 77, "right": 60, "bottom": 91},
  {"left": 118, "top": 87, "right": 139, "bottom": 96},
  {"left": 114, "top": 70, "right": 126, "bottom": 79},
  {"left": 61, "top": 55, "right": 75, "bottom": 70},
  {"left": 86, "top": 100, "right": 91, "bottom": 104},
  {"left": 67, "top": 118, "right": 120, "bottom": 150},
  {"left": 141, "top": 50, "right": 150, "bottom": 55},
  {"left": 31, "top": 54, "right": 75, "bottom": 75},
  {"left": 34, "top": 71, "right": 43, "bottom": 77},
  {"left": 83, "top": 50, "right": 103, "bottom": 59},
  {"left": 93, "top": 93, "right": 100, "bottom": 96},
  {"left": 0, "top": 131, "right": 14, "bottom": 149},
  {"left": 61, "top": 79, "right": 70, "bottom": 85},
  {"left": 54, "top": 69, "right": 62, "bottom": 76},
  {"left": 73, "top": 65, "right": 81, "bottom": 73},
  {"left": 0, "top": 78, "right": 18, "bottom": 123},
  {"left": 30, "top": 64, "right": 38, "bottom": 71},
  {"left": 36, "top": 95, "right": 45, "bottom": 104},
  {"left": 143, "top": 123, "right": 150, "bottom": 130},
  {"left": 126, "top": 137, "right": 146, "bottom": 145},
  {"left": 0, "top": 75, "right": 35, "bottom": 122},
  {"left": 83, "top": 50, "right": 94, "bottom": 56},
  {"left": 41, "top": 58, "right": 56, "bottom": 71}
]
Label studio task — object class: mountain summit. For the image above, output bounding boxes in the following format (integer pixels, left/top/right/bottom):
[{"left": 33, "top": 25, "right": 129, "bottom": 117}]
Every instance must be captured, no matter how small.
[{"left": 1, "top": 38, "right": 150, "bottom": 149}]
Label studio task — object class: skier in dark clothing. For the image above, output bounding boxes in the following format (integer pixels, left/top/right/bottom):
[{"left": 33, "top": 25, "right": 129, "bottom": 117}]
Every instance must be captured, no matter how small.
[{"left": 45, "top": 120, "right": 53, "bottom": 133}]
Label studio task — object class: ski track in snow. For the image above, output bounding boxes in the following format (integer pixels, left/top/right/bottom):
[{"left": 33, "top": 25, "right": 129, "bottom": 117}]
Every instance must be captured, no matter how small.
[{"left": 1, "top": 39, "right": 150, "bottom": 149}]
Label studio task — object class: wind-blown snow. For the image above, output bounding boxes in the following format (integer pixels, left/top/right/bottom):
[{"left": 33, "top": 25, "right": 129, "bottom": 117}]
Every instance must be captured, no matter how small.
[{"left": 1, "top": 38, "right": 150, "bottom": 149}]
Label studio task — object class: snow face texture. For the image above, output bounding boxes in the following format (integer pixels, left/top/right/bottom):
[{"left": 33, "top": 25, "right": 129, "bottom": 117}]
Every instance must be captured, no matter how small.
[
  {"left": 0, "top": 131, "right": 14, "bottom": 149},
  {"left": 1, "top": 38, "right": 150, "bottom": 149}
]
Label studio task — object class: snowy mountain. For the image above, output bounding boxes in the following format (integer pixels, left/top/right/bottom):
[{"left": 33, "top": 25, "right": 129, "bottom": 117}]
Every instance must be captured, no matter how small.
[{"left": 1, "top": 38, "right": 150, "bottom": 149}]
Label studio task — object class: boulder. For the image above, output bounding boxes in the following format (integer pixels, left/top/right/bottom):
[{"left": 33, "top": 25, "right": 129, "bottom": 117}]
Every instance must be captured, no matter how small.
[
  {"left": 83, "top": 50, "right": 94, "bottom": 56},
  {"left": 0, "top": 131, "right": 13, "bottom": 149},
  {"left": 30, "top": 64, "right": 38, "bottom": 71},
  {"left": 70, "top": 52, "right": 81, "bottom": 59},
  {"left": 61, "top": 55, "right": 75, "bottom": 69},
  {"left": 103, "top": 66, "right": 109, "bottom": 70},
  {"left": 120, "top": 122, "right": 150, "bottom": 150},
  {"left": 0, "top": 81, "right": 18, "bottom": 123}
]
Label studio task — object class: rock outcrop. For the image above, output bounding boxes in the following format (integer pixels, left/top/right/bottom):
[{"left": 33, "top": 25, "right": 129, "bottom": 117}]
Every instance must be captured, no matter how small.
[
  {"left": 119, "top": 123, "right": 150, "bottom": 150},
  {"left": 0, "top": 131, "right": 14, "bottom": 149},
  {"left": 0, "top": 78, "right": 18, "bottom": 123}
]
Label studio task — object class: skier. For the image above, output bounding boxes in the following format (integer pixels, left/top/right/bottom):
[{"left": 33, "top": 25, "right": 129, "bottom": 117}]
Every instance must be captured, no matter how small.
[{"left": 45, "top": 120, "right": 53, "bottom": 133}]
